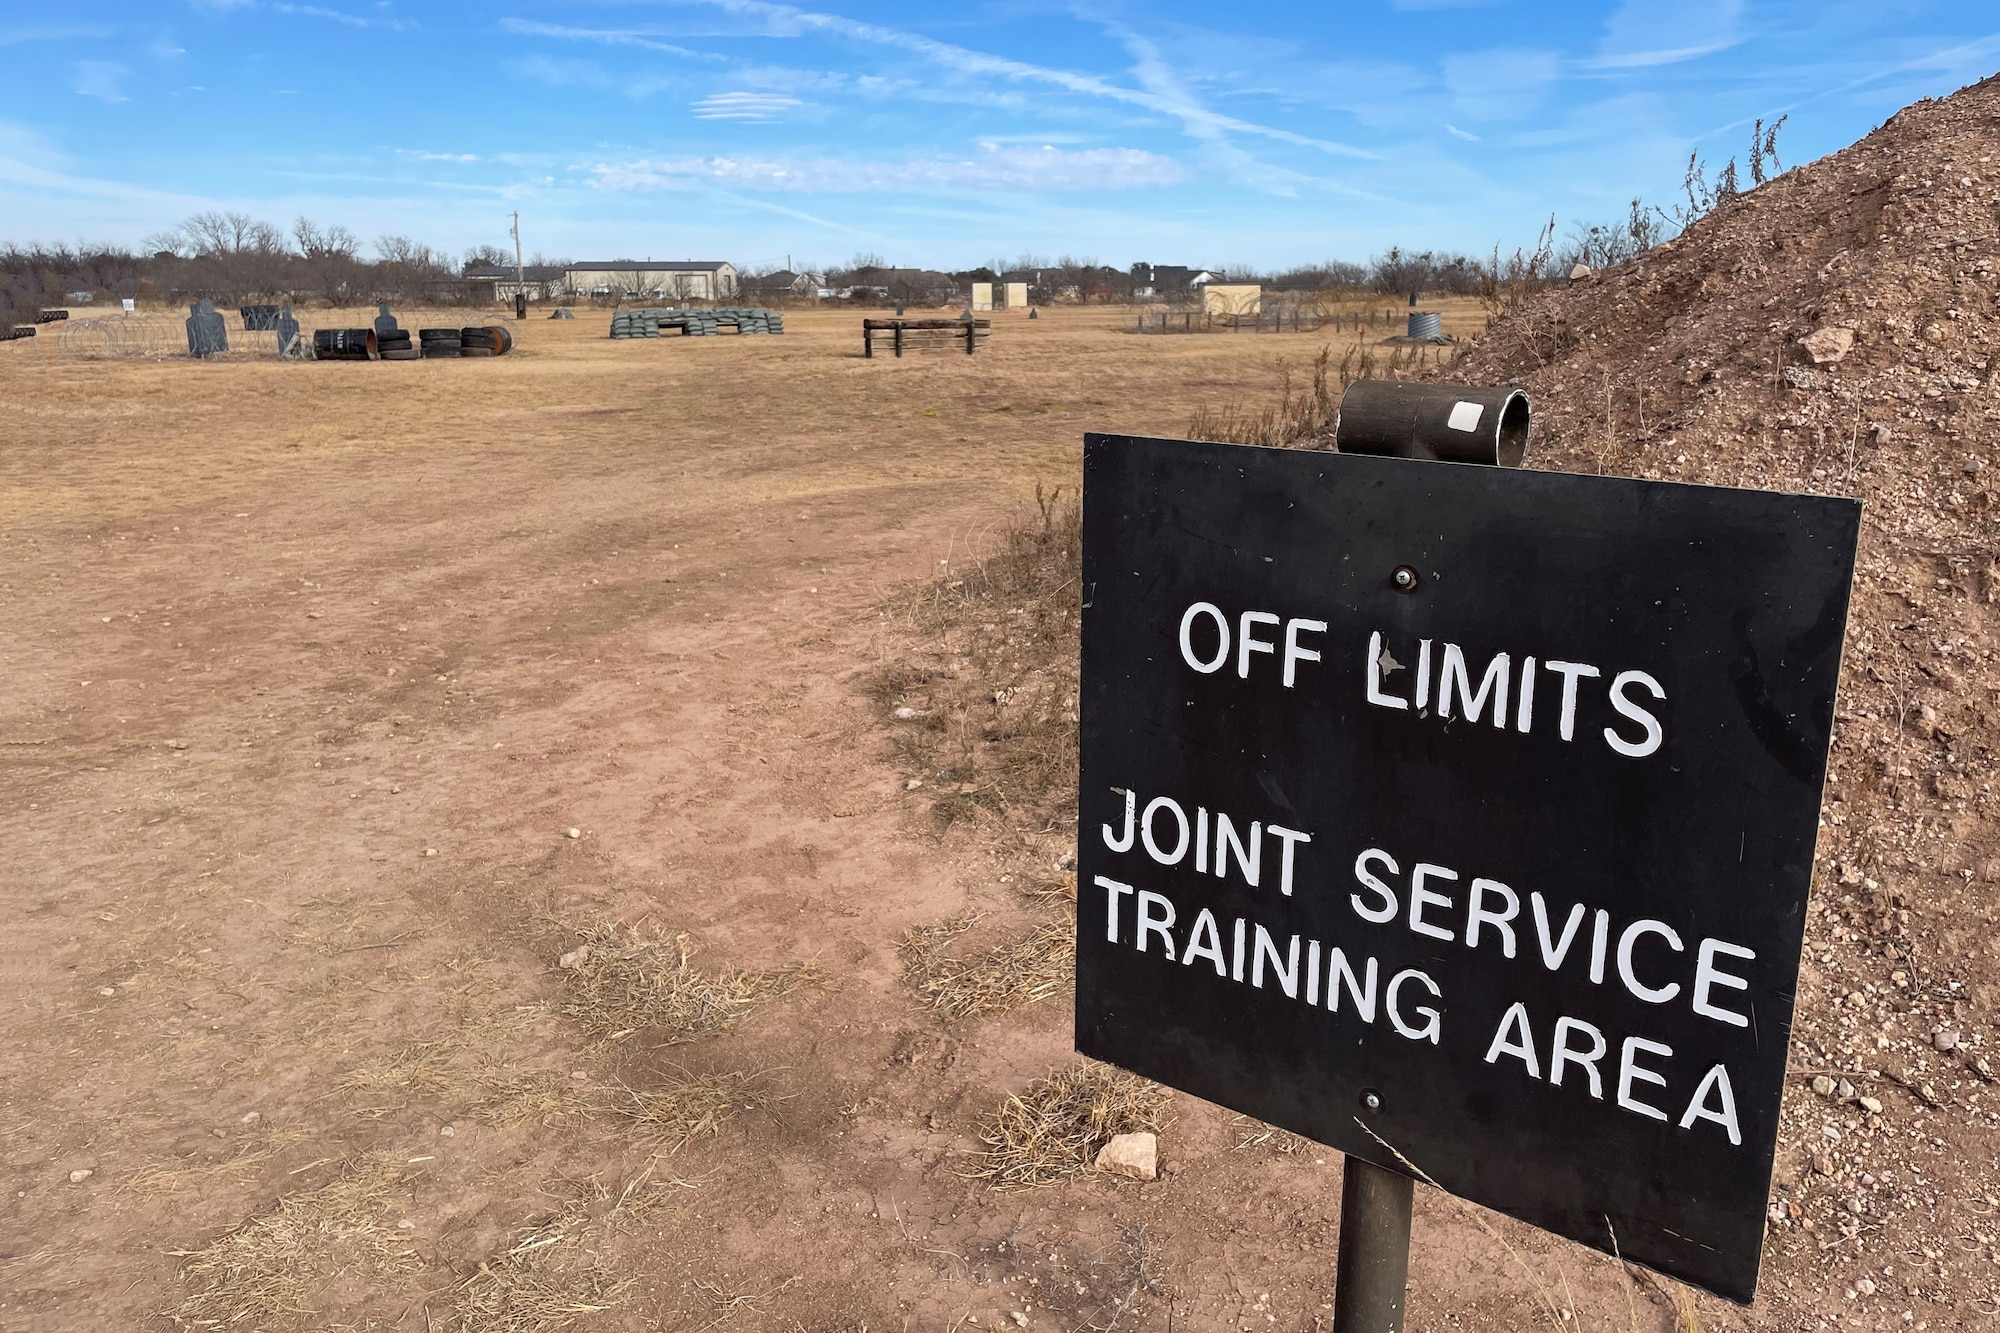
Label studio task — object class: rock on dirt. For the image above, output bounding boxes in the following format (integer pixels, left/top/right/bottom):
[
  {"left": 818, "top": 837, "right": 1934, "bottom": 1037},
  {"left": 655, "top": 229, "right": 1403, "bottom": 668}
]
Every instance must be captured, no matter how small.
[
  {"left": 1800, "top": 326, "right": 1857, "bottom": 364},
  {"left": 558, "top": 945, "right": 590, "bottom": 970},
  {"left": 1095, "top": 1131, "right": 1158, "bottom": 1180},
  {"left": 68, "top": 1168, "right": 92, "bottom": 1184}
]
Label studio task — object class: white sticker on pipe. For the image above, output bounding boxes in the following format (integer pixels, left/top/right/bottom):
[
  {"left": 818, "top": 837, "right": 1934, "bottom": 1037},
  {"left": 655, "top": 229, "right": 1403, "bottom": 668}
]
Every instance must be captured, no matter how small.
[{"left": 1447, "top": 401, "right": 1484, "bottom": 433}]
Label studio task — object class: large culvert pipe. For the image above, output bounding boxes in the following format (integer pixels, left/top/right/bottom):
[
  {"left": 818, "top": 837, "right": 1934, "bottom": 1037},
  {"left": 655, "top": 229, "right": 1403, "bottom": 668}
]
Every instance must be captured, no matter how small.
[
  {"left": 1335, "top": 380, "right": 1529, "bottom": 467},
  {"left": 313, "top": 328, "right": 379, "bottom": 360}
]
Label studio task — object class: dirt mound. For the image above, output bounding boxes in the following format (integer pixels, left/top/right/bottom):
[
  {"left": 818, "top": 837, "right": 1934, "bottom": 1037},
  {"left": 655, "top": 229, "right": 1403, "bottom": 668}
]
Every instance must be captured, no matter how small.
[{"left": 1444, "top": 76, "right": 1999, "bottom": 1321}]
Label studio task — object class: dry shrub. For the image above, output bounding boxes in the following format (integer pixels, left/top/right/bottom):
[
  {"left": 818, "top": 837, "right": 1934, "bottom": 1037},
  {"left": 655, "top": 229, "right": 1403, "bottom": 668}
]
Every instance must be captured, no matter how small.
[
  {"left": 557, "top": 925, "right": 807, "bottom": 1043},
  {"left": 169, "top": 1152, "right": 420, "bottom": 1325},
  {"left": 1229, "top": 1115, "right": 1308, "bottom": 1156},
  {"left": 901, "top": 913, "right": 1075, "bottom": 1019},
  {"left": 126, "top": 1130, "right": 312, "bottom": 1196},
  {"left": 444, "top": 1173, "right": 683, "bottom": 1333},
  {"left": 1185, "top": 341, "right": 1452, "bottom": 448},
  {"left": 335, "top": 1038, "right": 460, "bottom": 1117},
  {"left": 976, "top": 1061, "right": 1172, "bottom": 1190},
  {"left": 875, "top": 485, "right": 1081, "bottom": 832},
  {"left": 612, "top": 1070, "right": 766, "bottom": 1154},
  {"left": 474, "top": 1068, "right": 601, "bottom": 1127}
]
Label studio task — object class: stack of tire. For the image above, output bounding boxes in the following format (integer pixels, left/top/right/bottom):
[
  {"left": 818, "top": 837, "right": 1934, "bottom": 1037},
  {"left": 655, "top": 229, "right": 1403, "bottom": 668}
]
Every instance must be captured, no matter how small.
[
  {"left": 459, "top": 325, "right": 513, "bottom": 357},
  {"left": 419, "top": 328, "right": 461, "bottom": 358},
  {"left": 377, "top": 326, "right": 419, "bottom": 361}
]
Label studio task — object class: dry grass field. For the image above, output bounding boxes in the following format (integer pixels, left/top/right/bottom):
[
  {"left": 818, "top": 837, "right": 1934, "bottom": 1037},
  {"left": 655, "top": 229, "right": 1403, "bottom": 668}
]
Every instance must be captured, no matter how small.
[{"left": 2, "top": 300, "right": 1713, "bottom": 1331}]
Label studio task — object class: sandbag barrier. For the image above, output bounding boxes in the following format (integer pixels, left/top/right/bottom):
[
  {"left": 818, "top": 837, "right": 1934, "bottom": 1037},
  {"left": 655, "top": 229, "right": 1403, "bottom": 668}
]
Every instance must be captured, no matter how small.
[{"left": 609, "top": 307, "right": 784, "bottom": 339}]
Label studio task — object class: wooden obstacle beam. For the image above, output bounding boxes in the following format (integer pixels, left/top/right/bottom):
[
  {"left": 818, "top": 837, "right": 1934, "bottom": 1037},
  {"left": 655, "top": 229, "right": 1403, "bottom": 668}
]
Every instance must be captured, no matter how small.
[{"left": 862, "top": 318, "right": 989, "bottom": 358}]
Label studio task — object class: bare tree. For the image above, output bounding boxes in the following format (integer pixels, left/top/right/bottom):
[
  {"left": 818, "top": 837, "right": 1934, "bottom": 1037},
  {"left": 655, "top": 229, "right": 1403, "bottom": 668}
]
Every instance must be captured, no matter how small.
[{"left": 294, "top": 217, "right": 360, "bottom": 303}]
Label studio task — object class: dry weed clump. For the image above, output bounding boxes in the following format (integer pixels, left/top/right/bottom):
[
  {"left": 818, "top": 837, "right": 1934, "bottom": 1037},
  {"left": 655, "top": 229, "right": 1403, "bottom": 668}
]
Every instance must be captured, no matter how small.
[
  {"left": 335, "top": 1037, "right": 461, "bottom": 1118},
  {"left": 900, "top": 913, "right": 1076, "bottom": 1019},
  {"left": 1185, "top": 341, "right": 1453, "bottom": 448},
  {"left": 875, "top": 485, "right": 1081, "bottom": 832},
  {"left": 556, "top": 925, "right": 807, "bottom": 1044},
  {"left": 443, "top": 1173, "right": 681, "bottom": 1333},
  {"left": 169, "top": 1152, "right": 421, "bottom": 1326},
  {"left": 612, "top": 1070, "right": 767, "bottom": 1154},
  {"left": 473, "top": 1067, "right": 602, "bottom": 1128},
  {"left": 126, "top": 1130, "right": 313, "bottom": 1197},
  {"left": 976, "top": 1061, "right": 1172, "bottom": 1190}
]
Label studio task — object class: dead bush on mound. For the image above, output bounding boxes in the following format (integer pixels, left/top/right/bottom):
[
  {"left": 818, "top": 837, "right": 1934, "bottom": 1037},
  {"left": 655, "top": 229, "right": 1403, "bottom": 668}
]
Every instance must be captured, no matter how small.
[
  {"left": 612, "top": 1070, "right": 768, "bottom": 1154},
  {"left": 901, "top": 912, "right": 1076, "bottom": 1019},
  {"left": 976, "top": 1061, "right": 1172, "bottom": 1190},
  {"left": 169, "top": 1152, "right": 421, "bottom": 1325},
  {"left": 556, "top": 925, "right": 808, "bottom": 1044},
  {"left": 1185, "top": 341, "right": 1450, "bottom": 448},
  {"left": 874, "top": 485, "right": 1081, "bottom": 833}
]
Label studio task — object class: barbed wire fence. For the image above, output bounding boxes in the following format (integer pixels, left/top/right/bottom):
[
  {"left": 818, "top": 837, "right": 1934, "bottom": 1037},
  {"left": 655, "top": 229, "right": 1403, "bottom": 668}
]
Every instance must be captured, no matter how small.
[{"left": 3, "top": 306, "right": 515, "bottom": 363}]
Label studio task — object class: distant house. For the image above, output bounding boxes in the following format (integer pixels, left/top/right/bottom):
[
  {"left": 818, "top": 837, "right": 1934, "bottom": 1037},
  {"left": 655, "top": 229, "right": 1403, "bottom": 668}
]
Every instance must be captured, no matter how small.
[
  {"left": 463, "top": 263, "right": 567, "bottom": 302},
  {"left": 744, "top": 270, "right": 823, "bottom": 297},
  {"left": 1130, "top": 263, "right": 1215, "bottom": 298},
  {"left": 563, "top": 260, "right": 738, "bottom": 300},
  {"left": 464, "top": 260, "right": 739, "bottom": 301}
]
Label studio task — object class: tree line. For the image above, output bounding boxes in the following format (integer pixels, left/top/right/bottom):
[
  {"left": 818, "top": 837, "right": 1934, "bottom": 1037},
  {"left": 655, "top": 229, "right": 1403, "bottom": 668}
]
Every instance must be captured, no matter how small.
[{"left": 5, "top": 122, "right": 1780, "bottom": 333}]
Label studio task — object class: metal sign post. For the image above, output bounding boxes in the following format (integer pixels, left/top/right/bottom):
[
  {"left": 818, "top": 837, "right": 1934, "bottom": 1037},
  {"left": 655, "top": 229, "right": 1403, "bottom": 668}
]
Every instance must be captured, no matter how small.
[
  {"left": 1075, "top": 387, "right": 1859, "bottom": 1312},
  {"left": 1328, "top": 381, "right": 1519, "bottom": 1333}
]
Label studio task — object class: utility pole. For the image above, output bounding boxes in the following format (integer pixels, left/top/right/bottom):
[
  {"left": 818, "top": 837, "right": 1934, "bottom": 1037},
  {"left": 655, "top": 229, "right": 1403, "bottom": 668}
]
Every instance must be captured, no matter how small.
[{"left": 510, "top": 211, "right": 527, "bottom": 319}]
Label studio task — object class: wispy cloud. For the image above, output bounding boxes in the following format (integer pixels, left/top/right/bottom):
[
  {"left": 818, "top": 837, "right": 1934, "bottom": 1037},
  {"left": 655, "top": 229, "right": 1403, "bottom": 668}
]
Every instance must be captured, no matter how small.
[
  {"left": 693, "top": 91, "right": 804, "bottom": 120},
  {"left": 497, "top": 18, "right": 718, "bottom": 61},
  {"left": 271, "top": 4, "right": 415, "bottom": 32},
  {"left": 1444, "top": 48, "right": 1560, "bottom": 121},
  {"left": 396, "top": 148, "right": 479, "bottom": 163},
  {"left": 1444, "top": 123, "right": 1480, "bottom": 141},
  {"left": 609, "top": 0, "right": 1374, "bottom": 159},
  {"left": 592, "top": 144, "right": 1184, "bottom": 193},
  {"left": 1588, "top": 0, "right": 1743, "bottom": 69},
  {"left": 72, "top": 61, "right": 129, "bottom": 103}
]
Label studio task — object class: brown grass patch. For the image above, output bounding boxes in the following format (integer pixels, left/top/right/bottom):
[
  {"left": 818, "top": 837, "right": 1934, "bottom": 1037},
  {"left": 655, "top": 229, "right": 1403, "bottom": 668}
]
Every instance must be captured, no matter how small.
[
  {"left": 473, "top": 1068, "right": 602, "bottom": 1127},
  {"left": 125, "top": 1130, "right": 314, "bottom": 1197},
  {"left": 975, "top": 1061, "right": 1172, "bottom": 1190},
  {"left": 1228, "top": 1114, "right": 1309, "bottom": 1156},
  {"left": 444, "top": 1171, "right": 687, "bottom": 1333},
  {"left": 901, "top": 913, "right": 1076, "bottom": 1019},
  {"left": 556, "top": 925, "right": 808, "bottom": 1044},
  {"left": 334, "top": 1038, "right": 461, "bottom": 1117},
  {"left": 169, "top": 1151, "right": 421, "bottom": 1326},
  {"left": 874, "top": 486, "right": 1081, "bottom": 833},
  {"left": 611, "top": 1070, "right": 768, "bottom": 1154}
]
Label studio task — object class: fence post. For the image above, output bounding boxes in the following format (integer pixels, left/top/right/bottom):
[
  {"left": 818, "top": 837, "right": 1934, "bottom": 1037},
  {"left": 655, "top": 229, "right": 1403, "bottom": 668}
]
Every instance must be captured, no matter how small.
[
  {"left": 894, "top": 322, "right": 904, "bottom": 358},
  {"left": 863, "top": 322, "right": 872, "bottom": 358}
]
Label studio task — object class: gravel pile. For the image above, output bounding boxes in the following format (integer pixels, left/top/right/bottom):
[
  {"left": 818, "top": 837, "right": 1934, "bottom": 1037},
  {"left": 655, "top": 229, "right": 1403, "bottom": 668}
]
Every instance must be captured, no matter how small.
[{"left": 1440, "top": 73, "right": 2000, "bottom": 1323}]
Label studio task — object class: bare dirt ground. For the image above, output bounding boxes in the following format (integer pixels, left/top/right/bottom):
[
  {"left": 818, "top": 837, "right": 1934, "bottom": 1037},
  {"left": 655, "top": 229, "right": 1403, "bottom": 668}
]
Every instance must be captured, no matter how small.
[{"left": 6, "top": 300, "right": 1750, "bottom": 1333}]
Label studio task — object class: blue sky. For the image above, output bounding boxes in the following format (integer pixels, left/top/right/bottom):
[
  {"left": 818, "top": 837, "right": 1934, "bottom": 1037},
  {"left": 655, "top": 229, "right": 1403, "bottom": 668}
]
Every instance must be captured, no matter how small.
[{"left": 4, "top": 2, "right": 1997, "bottom": 271}]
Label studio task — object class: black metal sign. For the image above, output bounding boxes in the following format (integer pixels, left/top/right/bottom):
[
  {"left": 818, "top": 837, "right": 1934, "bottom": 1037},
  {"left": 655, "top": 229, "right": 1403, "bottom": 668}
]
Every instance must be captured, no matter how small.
[{"left": 1075, "top": 433, "right": 1860, "bottom": 1303}]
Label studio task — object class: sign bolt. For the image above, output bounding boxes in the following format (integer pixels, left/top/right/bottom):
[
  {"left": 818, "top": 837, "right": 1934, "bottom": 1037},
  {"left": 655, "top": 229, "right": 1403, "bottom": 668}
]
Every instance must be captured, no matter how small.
[
  {"left": 1363, "top": 1090, "right": 1383, "bottom": 1111},
  {"left": 1390, "top": 566, "right": 1419, "bottom": 593}
]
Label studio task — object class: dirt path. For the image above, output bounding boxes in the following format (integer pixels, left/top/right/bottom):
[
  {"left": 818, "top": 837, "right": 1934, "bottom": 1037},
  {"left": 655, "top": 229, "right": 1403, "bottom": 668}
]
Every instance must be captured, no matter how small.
[{"left": 1, "top": 305, "right": 1686, "bottom": 1331}]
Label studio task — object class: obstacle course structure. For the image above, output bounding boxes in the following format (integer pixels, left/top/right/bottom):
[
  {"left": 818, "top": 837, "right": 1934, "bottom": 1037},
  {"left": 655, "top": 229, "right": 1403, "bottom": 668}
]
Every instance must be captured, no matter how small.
[{"left": 609, "top": 307, "right": 784, "bottom": 339}]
